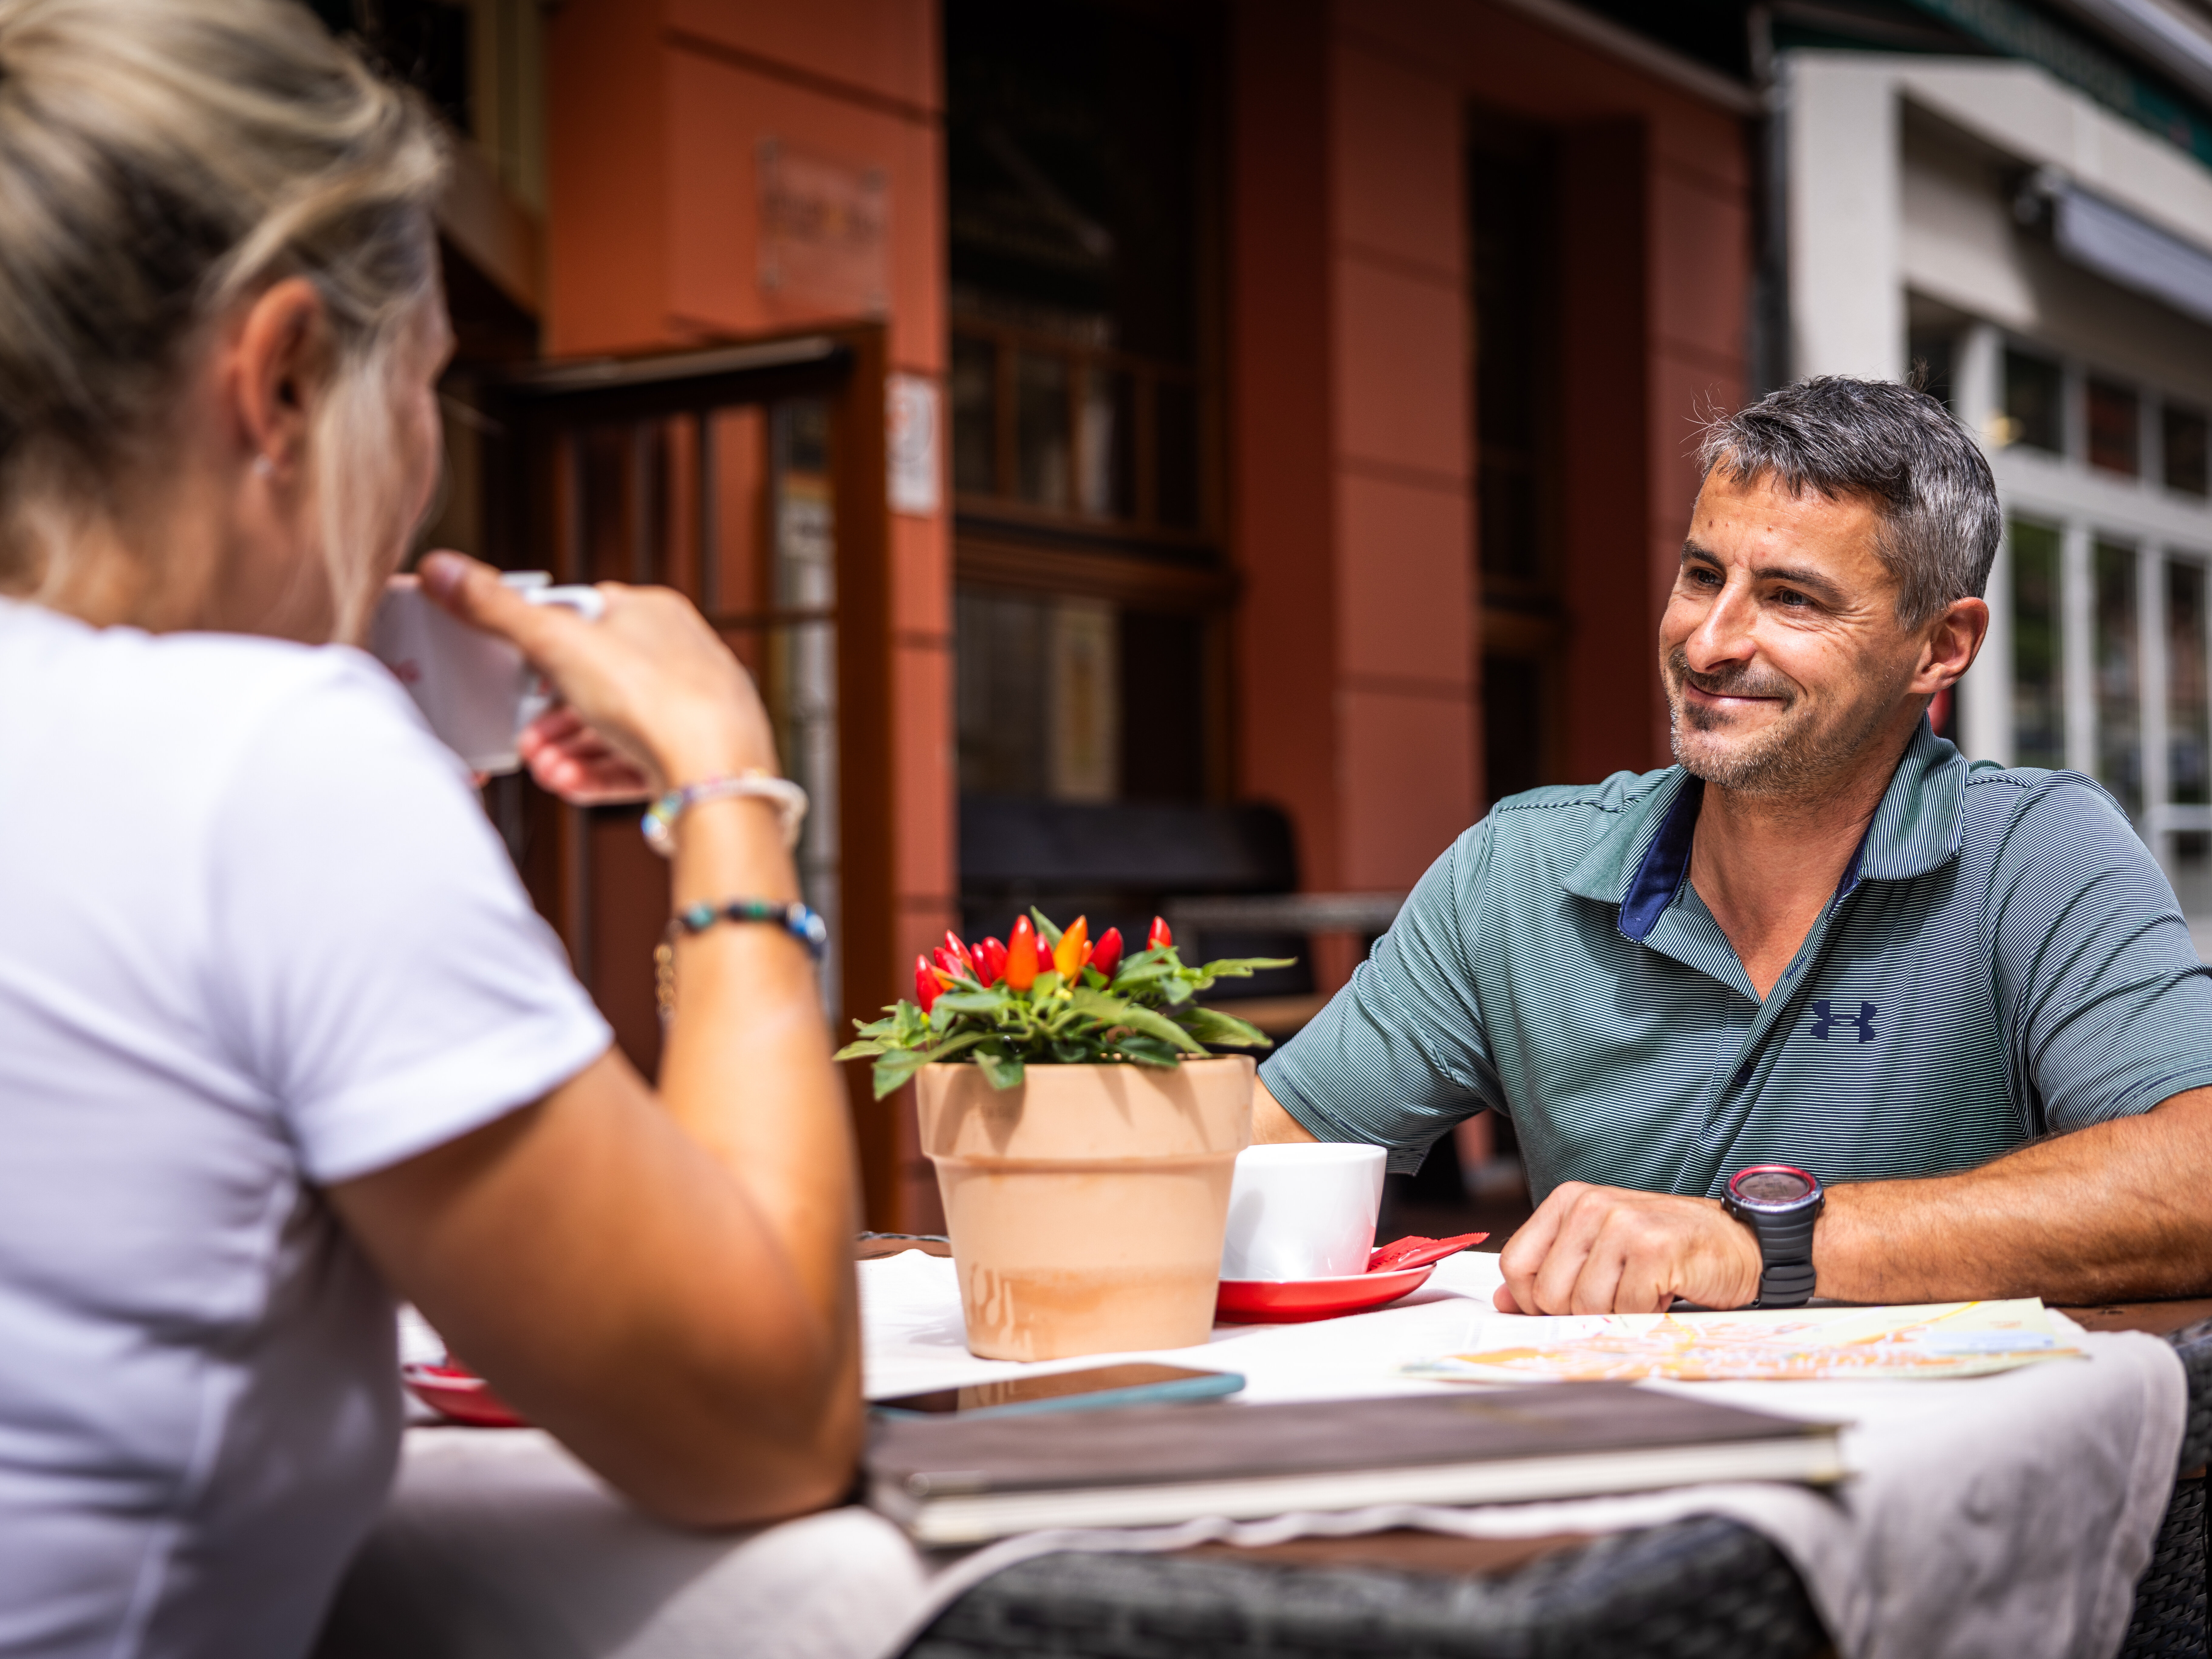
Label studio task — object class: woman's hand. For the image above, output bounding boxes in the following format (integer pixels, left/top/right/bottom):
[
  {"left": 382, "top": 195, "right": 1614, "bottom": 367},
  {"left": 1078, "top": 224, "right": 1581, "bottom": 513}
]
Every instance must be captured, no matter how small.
[
  {"left": 516, "top": 708, "right": 653, "bottom": 806},
  {"left": 419, "top": 552, "right": 777, "bottom": 796}
]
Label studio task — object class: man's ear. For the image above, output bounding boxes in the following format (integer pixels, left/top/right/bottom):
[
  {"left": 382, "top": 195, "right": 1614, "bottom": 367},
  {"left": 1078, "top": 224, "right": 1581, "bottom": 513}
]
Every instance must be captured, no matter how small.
[
  {"left": 229, "top": 278, "right": 330, "bottom": 480},
  {"left": 1915, "top": 596, "right": 1991, "bottom": 694}
]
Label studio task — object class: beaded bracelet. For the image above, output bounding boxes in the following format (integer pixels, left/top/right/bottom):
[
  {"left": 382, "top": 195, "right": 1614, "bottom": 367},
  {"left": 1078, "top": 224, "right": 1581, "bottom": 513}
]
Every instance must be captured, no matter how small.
[
  {"left": 653, "top": 897, "right": 829, "bottom": 1019},
  {"left": 641, "top": 771, "right": 809, "bottom": 856}
]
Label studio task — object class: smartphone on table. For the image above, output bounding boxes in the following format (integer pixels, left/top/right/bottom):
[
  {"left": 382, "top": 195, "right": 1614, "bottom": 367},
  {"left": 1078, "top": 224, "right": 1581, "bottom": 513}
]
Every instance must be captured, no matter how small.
[{"left": 871, "top": 1363, "right": 1244, "bottom": 1421}]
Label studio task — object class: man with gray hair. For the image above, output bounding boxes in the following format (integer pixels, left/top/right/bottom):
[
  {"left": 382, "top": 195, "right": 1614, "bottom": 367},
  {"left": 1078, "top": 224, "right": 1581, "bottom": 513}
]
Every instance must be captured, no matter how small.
[{"left": 1253, "top": 376, "right": 2212, "bottom": 1315}]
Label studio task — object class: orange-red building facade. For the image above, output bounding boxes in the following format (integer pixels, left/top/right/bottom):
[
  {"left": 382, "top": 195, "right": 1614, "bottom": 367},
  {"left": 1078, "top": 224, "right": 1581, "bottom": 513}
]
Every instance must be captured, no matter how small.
[{"left": 535, "top": 0, "right": 1751, "bottom": 1228}]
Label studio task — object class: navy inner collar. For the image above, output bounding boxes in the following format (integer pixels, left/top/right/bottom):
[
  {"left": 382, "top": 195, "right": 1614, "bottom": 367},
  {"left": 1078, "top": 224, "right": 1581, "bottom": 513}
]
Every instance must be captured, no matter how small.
[{"left": 1617, "top": 777, "right": 1870, "bottom": 945}]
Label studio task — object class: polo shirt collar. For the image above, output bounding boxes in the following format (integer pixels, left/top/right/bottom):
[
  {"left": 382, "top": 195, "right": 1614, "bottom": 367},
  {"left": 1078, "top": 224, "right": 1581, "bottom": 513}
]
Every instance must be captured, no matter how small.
[{"left": 1564, "top": 717, "right": 1967, "bottom": 943}]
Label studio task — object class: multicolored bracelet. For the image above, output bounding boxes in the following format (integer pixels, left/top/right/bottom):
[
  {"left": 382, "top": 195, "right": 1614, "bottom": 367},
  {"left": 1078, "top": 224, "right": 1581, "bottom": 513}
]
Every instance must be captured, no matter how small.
[
  {"left": 641, "top": 771, "right": 808, "bottom": 855},
  {"left": 654, "top": 897, "right": 829, "bottom": 1018}
]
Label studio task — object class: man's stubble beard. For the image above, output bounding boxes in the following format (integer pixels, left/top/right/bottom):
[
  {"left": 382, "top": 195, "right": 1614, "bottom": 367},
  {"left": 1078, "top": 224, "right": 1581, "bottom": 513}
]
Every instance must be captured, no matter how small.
[{"left": 1663, "top": 645, "right": 1910, "bottom": 798}]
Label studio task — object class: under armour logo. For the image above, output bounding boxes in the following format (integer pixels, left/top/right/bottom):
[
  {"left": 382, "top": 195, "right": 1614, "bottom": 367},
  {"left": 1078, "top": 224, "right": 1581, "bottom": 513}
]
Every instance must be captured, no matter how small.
[{"left": 1809, "top": 999, "right": 1876, "bottom": 1042}]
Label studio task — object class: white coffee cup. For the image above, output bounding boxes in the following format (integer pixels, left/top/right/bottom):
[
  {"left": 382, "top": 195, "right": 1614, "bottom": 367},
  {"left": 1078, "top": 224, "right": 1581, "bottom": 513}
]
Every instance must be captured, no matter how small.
[
  {"left": 367, "top": 571, "right": 604, "bottom": 774},
  {"left": 1219, "top": 1142, "right": 1388, "bottom": 1281}
]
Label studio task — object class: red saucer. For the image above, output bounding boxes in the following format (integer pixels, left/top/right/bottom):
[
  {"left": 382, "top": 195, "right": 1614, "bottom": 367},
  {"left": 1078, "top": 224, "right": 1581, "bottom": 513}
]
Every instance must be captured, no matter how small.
[
  {"left": 402, "top": 1361, "right": 527, "bottom": 1428},
  {"left": 1215, "top": 1264, "right": 1436, "bottom": 1324},
  {"left": 1367, "top": 1232, "right": 1488, "bottom": 1273}
]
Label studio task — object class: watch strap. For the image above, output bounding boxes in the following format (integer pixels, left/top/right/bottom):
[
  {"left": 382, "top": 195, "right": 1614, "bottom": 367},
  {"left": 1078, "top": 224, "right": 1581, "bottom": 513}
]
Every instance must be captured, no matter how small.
[{"left": 1728, "top": 1193, "right": 1821, "bottom": 1308}]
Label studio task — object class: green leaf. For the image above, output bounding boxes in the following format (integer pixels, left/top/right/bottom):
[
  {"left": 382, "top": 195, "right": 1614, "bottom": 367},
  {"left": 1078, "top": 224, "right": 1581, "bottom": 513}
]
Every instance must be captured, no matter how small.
[
  {"left": 1028, "top": 907, "right": 1064, "bottom": 945},
  {"left": 976, "top": 1049, "right": 1026, "bottom": 1090},
  {"left": 1067, "top": 988, "right": 1206, "bottom": 1055},
  {"left": 935, "top": 989, "right": 1012, "bottom": 1017},
  {"left": 1115, "top": 1034, "right": 1184, "bottom": 1067},
  {"left": 1109, "top": 960, "right": 1176, "bottom": 988},
  {"left": 921, "top": 1031, "right": 988, "bottom": 1065},
  {"left": 1197, "top": 956, "right": 1298, "bottom": 979},
  {"left": 1161, "top": 977, "right": 1195, "bottom": 1005},
  {"left": 870, "top": 1048, "right": 931, "bottom": 1100},
  {"left": 833, "top": 1038, "right": 892, "bottom": 1061},
  {"left": 1178, "top": 1006, "right": 1275, "bottom": 1049}
]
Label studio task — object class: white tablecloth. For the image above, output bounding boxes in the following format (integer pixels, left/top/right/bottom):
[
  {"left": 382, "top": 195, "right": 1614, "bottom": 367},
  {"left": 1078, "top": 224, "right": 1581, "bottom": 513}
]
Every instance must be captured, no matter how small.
[{"left": 316, "top": 1251, "right": 2186, "bottom": 1659}]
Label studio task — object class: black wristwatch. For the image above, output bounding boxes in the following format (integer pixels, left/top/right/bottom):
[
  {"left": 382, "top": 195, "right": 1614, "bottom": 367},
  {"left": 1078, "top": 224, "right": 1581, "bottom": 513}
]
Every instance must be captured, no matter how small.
[{"left": 1722, "top": 1164, "right": 1824, "bottom": 1308}]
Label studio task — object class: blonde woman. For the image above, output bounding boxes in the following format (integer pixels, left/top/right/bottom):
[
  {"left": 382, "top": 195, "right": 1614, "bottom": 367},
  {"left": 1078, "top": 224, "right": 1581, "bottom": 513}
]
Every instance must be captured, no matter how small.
[{"left": 0, "top": 2, "right": 861, "bottom": 1654}]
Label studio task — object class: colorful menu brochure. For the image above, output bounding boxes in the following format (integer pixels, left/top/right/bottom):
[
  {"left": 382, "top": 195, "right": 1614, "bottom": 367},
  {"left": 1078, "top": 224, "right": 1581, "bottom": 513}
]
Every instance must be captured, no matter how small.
[{"left": 1407, "top": 1299, "right": 2083, "bottom": 1385}]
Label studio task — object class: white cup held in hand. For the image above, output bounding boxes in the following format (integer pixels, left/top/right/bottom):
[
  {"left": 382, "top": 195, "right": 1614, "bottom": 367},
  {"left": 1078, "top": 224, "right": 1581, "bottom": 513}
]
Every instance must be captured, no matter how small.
[
  {"left": 367, "top": 571, "right": 604, "bottom": 774},
  {"left": 1219, "top": 1142, "right": 1388, "bottom": 1281}
]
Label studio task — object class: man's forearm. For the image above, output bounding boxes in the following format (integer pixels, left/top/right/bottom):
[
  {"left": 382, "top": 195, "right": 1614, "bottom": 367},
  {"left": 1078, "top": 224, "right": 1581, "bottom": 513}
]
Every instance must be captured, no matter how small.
[
  {"left": 1251, "top": 1078, "right": 1320, "bottom": 1145},
  {"left": 1813, "top": 1086, "right": 2212, "bottom": 1304}
]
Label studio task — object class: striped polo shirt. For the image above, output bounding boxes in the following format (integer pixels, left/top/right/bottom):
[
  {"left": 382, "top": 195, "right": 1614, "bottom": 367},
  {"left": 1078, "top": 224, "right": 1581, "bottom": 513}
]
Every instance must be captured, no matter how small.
[{"left": 1262, "top": 720, "right": 2212, "bottom": 1201}]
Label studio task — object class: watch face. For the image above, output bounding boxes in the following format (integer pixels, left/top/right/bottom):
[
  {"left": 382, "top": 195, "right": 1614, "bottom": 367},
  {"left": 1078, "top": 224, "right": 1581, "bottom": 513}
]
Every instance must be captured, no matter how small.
[{"left": 1730, "top": 1165, "right": 1817, "bottom": 1208}]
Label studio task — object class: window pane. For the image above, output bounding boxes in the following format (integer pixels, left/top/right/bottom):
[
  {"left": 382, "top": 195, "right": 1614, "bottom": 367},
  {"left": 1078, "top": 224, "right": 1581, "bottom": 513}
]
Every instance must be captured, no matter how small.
[
  {"left": 2169, "top": 560, "right": 2209, "bottom": 806},
  {"left": 1154, "top": 378, "right": 1200, "bottom": 529},
  {"left": 2176, "top": 833, "right": 2212, "bottom": 917},
  {"left": 956, "top": 588, "right": 1050, "bottom": 795},
  {"left": 1908, "top": 331, "right": 1955, "bottom": 412},
  {"left": 2166, "top": 403, "right": 2210, "bottom": 497},
  {"left": 1471, "top": 118, "right": 1554, "bottom": 586},
  {"left": 1480, "top": 457, "right": 1542, "bottom": 582},
  {"left": 768, "top": 400, "right": 841, "bottom": 1012},
  {"left": 2004, "top": 348, "right": 2063, "bottom": 454},
  {"left": 1118, "top": 610, "right": 1207, "bottom": 800},
  {"left": 1015, "top": 351, "right": 1071, "bottom": 508},
  {"left": 2011, "top": 519, "right": 2063, "bottom": 768},
  {"left": 1078, "top": 364, "right": 1134, "bottom": 518},
  {"left": 2096, "top": 539, "right": 2142, "bottom": 820},
  {"left": 1049, "top": 598, "right": 1120, "bottom": 801},
  {"left": 950, "top": 332, "right": 998, "bottom": 495},
  {"left": 2087, "top": 378, "right": 2140, "bottom": 476},
  {"left": 1484, "top": 653, "right": 1546, "bottom": 802}
]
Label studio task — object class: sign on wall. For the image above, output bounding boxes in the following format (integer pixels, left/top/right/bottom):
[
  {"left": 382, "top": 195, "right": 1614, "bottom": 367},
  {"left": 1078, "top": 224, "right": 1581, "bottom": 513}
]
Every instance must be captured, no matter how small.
[
  {"left": 757, "top": 137, "right": 888, "bottom": 317},
  {"left": 887, "top": 373, "right": 941, "bottom": 517}
]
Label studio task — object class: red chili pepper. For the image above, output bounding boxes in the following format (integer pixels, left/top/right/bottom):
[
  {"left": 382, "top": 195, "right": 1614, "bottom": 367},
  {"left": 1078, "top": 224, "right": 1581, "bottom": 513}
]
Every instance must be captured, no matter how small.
[
  {"left": 974, "top": 936, "right": 1009, "bottom": 984},
  {"left": 1147, "top": 916, "right": 1173, "bottom": 952},
  {"left": 943, "top": 932, "right": 978, "bottom": 980},
  {"left": 913, "top": 954, "right": 941, "bottom": 1012},
  {"left": 1006, "top": 917, "right": 1040, "bottom": 991},
  {"left": 932, "top": 945, "right": 968, "bottom": 983},
  {"left": 1090, "top": 926, "right": 1123, "bottom": 981}
]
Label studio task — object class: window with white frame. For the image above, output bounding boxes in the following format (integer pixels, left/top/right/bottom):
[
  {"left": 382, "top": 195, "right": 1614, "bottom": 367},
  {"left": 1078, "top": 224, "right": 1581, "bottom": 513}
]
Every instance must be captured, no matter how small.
[{"left": 1953, "top": 322, "right": 2212, "bottom": 913}]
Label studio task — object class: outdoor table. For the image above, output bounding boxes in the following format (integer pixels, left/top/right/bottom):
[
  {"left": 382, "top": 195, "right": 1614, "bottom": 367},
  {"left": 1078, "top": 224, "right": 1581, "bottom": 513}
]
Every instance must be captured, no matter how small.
[
  {"left": 878, "top": 1244, "right": 2210, "bottom": 1659},
  {"left": 314, "top": 1244, "right": 2207, "bottom": 1659},
  {"left": 906, "top": 1321, "right": 2212, "bottom": 1659}
]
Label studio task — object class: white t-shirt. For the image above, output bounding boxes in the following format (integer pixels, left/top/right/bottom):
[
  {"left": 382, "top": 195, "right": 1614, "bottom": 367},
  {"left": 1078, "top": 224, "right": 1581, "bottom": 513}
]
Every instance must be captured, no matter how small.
[{"left": 0, "top": 598, "right": 611, "bottom": 1658}]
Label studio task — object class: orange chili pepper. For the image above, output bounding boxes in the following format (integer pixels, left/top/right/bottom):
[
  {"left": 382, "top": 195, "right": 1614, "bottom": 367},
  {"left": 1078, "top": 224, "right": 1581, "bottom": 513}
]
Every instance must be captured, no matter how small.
[{"left": 1051, "top": 915, "right": 1090, "bottom": 982}]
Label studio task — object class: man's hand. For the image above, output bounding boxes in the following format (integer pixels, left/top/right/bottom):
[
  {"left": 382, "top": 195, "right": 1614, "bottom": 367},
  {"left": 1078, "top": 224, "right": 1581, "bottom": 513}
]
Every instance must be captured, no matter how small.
[{"left": 1495, "top": 1182, "right": 1763, "bottom": 1314}]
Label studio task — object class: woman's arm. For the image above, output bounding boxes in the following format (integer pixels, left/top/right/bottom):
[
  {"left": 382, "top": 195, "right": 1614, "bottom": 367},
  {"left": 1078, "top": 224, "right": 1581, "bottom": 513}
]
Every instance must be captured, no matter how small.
[{"left": 328, "top": 555, "right": 860, "bottom": 1528}]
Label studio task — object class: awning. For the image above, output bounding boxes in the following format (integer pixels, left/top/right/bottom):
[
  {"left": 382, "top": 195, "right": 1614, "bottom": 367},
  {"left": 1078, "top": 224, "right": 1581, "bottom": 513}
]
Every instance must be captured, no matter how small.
[{"left": 2041, "top": 174, "right": 2212, "bottom": 330}]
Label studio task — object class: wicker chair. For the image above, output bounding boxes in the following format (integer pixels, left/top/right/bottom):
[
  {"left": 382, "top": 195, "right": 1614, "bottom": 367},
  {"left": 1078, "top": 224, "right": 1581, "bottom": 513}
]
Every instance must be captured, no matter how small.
[{"left": 903, "top": 1319, "right": 2212, "bottom": 1659}]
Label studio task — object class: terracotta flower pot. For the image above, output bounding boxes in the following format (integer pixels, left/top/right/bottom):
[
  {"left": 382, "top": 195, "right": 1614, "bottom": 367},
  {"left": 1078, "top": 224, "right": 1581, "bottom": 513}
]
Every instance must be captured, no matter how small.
[{"left": 916, "top": 1055, "right": 1255, "bottom": 1361}]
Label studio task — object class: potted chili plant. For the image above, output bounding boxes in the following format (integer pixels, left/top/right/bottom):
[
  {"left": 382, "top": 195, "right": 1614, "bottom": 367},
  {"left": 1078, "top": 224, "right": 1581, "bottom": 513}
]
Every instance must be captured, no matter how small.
[{"left": 837, "top": 912, "right": 1290, "bottom": 1360}]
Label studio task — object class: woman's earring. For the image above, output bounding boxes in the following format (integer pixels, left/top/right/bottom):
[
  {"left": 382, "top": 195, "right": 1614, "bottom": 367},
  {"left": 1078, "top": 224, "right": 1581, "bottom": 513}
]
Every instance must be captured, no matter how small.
[{"left": 253, "top": 454, "right": 275, "bottom": 479}]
